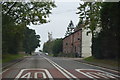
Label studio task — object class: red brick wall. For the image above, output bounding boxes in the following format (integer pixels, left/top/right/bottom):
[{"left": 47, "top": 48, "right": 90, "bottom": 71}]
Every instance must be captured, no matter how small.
[{"left": 63, "top": 29, "right": 82, "bottom": 57}]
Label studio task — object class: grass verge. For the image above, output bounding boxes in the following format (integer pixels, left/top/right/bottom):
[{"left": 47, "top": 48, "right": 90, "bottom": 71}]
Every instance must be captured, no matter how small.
[
  {"left": 84, "top": 56, "right": 119, "bottom": 67},
  {"left": 48, "top": 53, "right": 53, "bottom": 56},
  {"left": 2, "top": 54, "right": 27, "bottom": 63}
]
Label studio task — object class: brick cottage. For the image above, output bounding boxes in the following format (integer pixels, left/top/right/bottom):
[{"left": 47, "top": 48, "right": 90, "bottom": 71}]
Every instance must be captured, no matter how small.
[{"left": 63, "top": 28, "right": 82, "bottom": 57}]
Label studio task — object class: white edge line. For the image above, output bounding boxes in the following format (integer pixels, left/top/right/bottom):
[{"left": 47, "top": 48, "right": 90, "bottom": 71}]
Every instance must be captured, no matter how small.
[
  {"left": 75, "top": 69, "right": 95, "bottom": 79},
  {"left": 2, "top": 58, "right": 26, "bottom": 74},
  {"left": 1, "top": 69, "right": 9, "bottom": 74}
]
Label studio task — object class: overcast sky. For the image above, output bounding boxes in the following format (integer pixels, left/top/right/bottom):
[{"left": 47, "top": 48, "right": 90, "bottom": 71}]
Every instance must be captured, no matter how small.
[{"left": 28, "top": 1, "right": 81, "bottom": 51}]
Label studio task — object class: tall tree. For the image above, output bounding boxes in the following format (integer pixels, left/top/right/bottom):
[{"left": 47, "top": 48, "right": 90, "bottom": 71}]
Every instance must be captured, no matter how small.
[
  {"left": 23, "top": 27, "right": 40, "bottom": 55},
  {"left": 52, "top": 38, "right": 63, "bottom": 57},
  {"left": 98, "top": 2, "right": 120, "bottom": 59},
  {"left": 65, "top": 20, "right": 74, "bottom": 36},
  {"left": 77, "top": 2, "right": 102, "bottom": 55},
  {"left": 2, "top": 2, "right": 56, "bottom": 54},
  {"left": 2, "top": 2, "right": 56, "bottom": 25},
  {"left": 43, "top": 38, "right": 63, "bottom": 57}
]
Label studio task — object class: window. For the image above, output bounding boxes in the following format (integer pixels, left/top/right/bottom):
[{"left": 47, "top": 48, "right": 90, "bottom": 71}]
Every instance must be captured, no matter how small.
[{"left": 66, "top": 43, "right": 68, "bottom": 45}]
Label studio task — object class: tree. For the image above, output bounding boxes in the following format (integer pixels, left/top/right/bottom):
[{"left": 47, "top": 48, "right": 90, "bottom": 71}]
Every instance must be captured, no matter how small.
[
  {"left": 96, "top": 2, "right": 120, "bottom": 59},
  {"left": 2, "top": 15, "right": 25, "bottom": 54},
  {"left": 2, "top": 2, "right": 56, "bottom": 25},
  {"left": 77, "top": 2, "right": 120, "bottom": 59},
  {"left": 43, "top": 38, "right": 63, "bottom": 57},
  {"left": 2, "top": 2, "right": 56, "bottom": 54},
  {"left": 43, "top": 40, "right": 54, "bottom": 53},
  {"left": 77, "top": 2, "right": 102, "bottom": 56},
  {"left": 52, "top": 38, "right": 63, "bottom": 57},
  {"left": 65, "top": 20, "right": 74, "bottom": 36},
  {"left": 23, "top": 27, "right": 40, "bottom": 55}
]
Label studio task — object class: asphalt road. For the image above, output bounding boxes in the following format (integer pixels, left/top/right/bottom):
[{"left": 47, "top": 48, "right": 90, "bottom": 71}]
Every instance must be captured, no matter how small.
[{"left": 2, "top": 53, "right": 120, "bottom": 80}]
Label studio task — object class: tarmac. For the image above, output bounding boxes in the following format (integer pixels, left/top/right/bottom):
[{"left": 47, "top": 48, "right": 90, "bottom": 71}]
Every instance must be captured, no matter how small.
[
  {"left": 73, "top": 58, "right": 120, "bottom": 72},
  {"left": 2, "top": 56, "right": 120, "bottom": 73}
]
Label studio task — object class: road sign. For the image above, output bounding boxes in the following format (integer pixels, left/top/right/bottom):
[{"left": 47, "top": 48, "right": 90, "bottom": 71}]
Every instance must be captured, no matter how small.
[
  {"left": 75, "top": 69, "right": 120, "bottom": 79},
  {"left": 16, "top": 69, "right": 53, "bottom": 79}
]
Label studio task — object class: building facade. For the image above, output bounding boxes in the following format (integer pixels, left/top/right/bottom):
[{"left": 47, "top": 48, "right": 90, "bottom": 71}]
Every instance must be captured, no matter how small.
[{"left": 63, "top": 28, "right": 82, "bottom": 57}]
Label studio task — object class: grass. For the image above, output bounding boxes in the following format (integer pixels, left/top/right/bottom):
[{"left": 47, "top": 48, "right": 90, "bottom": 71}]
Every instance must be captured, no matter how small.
[
  {"left": 84, "top": 56, "right": 119, "bottom": 67},
  {"left": 2, "top": 54, "right": 27, "bottom": 63},
  {"left": 48, "top": 53, "right": 53, "bottom": 56}
]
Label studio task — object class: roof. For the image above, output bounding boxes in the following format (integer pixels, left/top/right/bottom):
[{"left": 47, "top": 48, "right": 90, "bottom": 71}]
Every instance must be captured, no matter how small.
[{"left": 63, "top": 28, "right": 82, "bottom": 40}]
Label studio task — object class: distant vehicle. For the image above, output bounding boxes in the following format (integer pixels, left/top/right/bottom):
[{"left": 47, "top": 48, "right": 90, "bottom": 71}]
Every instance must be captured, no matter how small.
[{"left": 45, "top": 53, "right": 48, "bottom": 55}]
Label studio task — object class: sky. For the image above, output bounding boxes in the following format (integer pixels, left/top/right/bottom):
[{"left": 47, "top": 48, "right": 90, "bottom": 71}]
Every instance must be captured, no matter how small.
[{"left": 28, "top": 1, "right": 81, "bottom": 51}]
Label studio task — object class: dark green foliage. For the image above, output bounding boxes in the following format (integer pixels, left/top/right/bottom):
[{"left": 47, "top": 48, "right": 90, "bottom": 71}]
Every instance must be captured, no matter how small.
[
  {"left": 43, "top": 38, "right": 63, "bottom": 57},
  {"left": 2, "top": 2, "right": 56, "bottom": 25},
  {"left": 77, "top": 2, "right": 102, "bottom": 59},
  {"left": 92, "top": 2, "right": 120, "bottom": 59},
  {"left": 77, "top": 2, "right": 120, "bottom": 59},
  {"left": 23, "top": 27, "right": 40, "bottom": 54},
  {"left": 2, "top": 16, "right": 40, "bottom": 54},
  {"left": 2, "top": 2, "right": 56, "bottom": 54},
  {"left": 65, "top": 20, "right": 74, "bottom": 36},
  {"left": 52, "top": 39, "right": 63, "bottom": 57},
  {"left": 43, "top": 41, "right": 54, "bottom": 53},
  {"left": 2, "top": 15, "right": 25, "bottom": 54}
]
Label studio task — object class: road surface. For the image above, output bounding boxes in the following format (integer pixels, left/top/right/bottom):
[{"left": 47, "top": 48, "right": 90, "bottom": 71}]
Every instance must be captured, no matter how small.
[{"left": 2, "top": 53, "right": 120, "bottom": 80}]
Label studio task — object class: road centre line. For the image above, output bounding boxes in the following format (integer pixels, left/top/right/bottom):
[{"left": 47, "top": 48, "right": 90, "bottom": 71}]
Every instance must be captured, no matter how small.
[
  {"left": 45, "top": 58, "right": 70, "bottom": 78},
  {"left": 44, "top": 57, "right": 78, "bottom": 80},
  {"left": 50, "top": 59, "right": 78, "bottom": 79}
]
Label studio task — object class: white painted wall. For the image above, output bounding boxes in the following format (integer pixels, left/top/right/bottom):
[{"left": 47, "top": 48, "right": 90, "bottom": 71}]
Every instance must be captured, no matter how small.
[{"left": 82, "top": 29, "right": 92, "bottom": 58}]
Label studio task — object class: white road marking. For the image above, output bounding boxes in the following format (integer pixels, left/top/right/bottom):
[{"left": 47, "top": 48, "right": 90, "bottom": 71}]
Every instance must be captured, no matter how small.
[
  {"left": 47, "top": 59, "right": 70, "bottom": 78},
  {"left": 34, "top": 72, "right": 46, "bottom": 79},
  {"left": 80, "top": 62, "right": 119, "bottom": 73},
  {"left": 1, "top": 69, "right": 9, "bottom": 74},
  {"left": 16, "top": 69, "right": 26, "bottom": 78},
  {"left": 2, "top": 58, "right": 26, "bottom": 76},
  {"left": 15, "top": 68, "right": 53, "bottom": 79},
  {"left": 84, "top": 69, "right": 120, "bottom": 78},
  {"left": 21, "top": 72, "right": 31, "bottom": 78},
  {"left": 76, "top": 69, "right": 96, "bottom": 80},
  {"left": 51, "top": 59, "right": 77, "bottom": 78},
  {"left": 91, "top": 72, "right": 115, "bottom": 78},
  {"left": 86, "top": 72, "right": 100, "bottom": 78},
  {"left": 44, "top": 57, "right": 78, "bottom": 80},
  {"left": 75, "top": 69, "right": 120, "bottom": 79}
]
